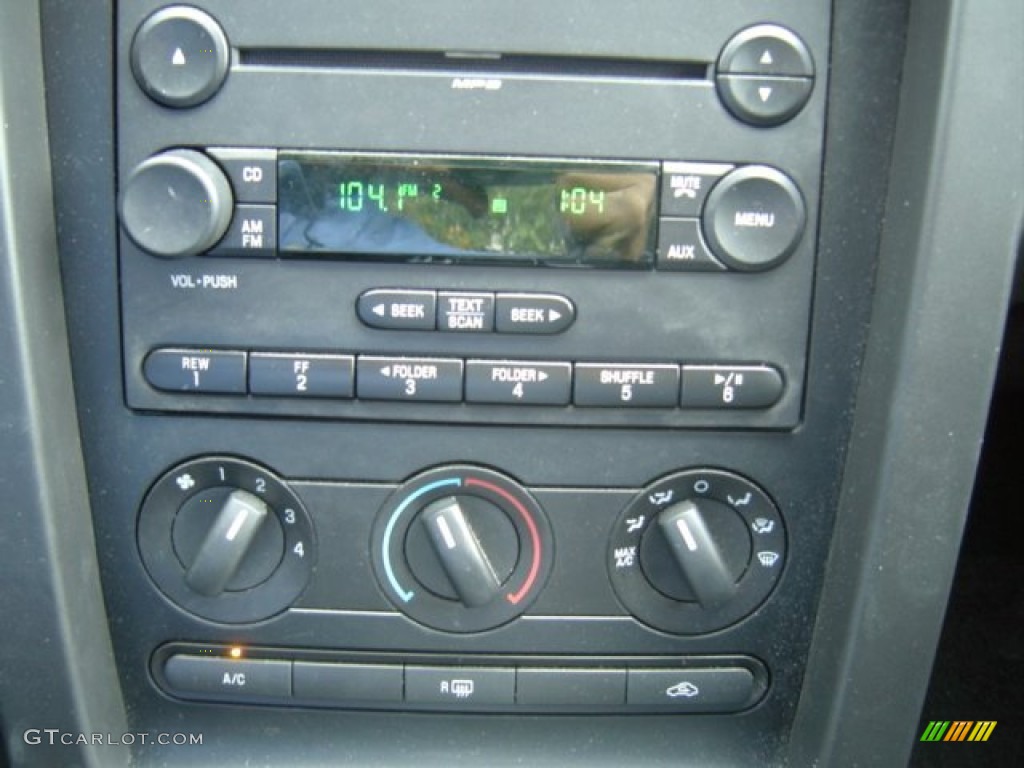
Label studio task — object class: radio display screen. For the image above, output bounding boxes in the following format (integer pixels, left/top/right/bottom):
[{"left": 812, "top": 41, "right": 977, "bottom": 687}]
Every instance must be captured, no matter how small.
[{"left": 278, "top": 152, "right": 658, "bottom": 267}]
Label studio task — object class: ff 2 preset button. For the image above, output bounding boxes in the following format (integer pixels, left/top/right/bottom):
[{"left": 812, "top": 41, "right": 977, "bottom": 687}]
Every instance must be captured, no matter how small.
[
  {"left": 249, "top": 353, "right": 354, "bottom": 398},
  {"left": 144, "top": 348, "right": 246, "bottom": 393}
]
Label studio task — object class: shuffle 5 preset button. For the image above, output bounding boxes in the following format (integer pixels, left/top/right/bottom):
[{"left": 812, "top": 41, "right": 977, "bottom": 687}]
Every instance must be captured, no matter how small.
[{"left": 574, "top": 364, "right": 680, "bottom": 407}]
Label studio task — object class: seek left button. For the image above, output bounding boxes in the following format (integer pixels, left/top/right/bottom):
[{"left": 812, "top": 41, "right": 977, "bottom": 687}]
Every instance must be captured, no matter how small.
[
  {"left": 144, "top": 348, "right": 246, "bottom": 394},
  {"left": 163, "top": 655, "right": 291, "bottom": 700},
  {"left": 357, "top": 289, "right": 437, "bottom": 331}
]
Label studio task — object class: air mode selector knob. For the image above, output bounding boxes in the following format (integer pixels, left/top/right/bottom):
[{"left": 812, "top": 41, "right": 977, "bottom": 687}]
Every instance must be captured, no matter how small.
[
  {"left": 119, "top": 148, "right": 233, "bottom": 258},
  {"left": 649, "top": 500, "right": 749, "bottom": 608},
  {"left": 609, "top": 468, "right": 787, "bottom": 635}
]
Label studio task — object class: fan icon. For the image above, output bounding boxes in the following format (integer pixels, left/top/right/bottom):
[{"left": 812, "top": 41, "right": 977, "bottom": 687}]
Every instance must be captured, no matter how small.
[{"left": 175, "top": 473, "right": 196, "bottom": 491}]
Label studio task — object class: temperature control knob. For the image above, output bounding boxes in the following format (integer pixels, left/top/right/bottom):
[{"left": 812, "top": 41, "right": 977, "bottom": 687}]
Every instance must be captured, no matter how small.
[
  {"left": 371, "top": 466, "right": 553, "bottom": 633},
  {"left": 119, "top": 148, "right": 233, "bottom": 258},
  {"left": 609, "top": 469, "right": 786, "bottom": 634},
  {"left": 138, "top": 457, "right": 315, "bottom": 623}
]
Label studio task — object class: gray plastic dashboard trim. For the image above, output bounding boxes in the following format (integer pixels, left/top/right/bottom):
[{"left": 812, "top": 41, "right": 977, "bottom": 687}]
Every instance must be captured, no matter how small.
[
  {"left": 0, "top": 2, "right": 128, "bottom": 766},
  {"left": 790, "top": 0, "right": 1024, "bottom": 764}
]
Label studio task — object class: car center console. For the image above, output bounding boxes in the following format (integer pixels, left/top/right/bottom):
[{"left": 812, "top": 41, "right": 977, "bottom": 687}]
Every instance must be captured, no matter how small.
[{"left": 109, "top": 0, "right": 829, "bottom": 719}]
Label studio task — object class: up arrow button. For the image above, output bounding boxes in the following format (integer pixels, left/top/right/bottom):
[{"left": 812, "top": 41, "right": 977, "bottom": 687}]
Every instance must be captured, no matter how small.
[{"left": 495, "top": 293, "right": 576, "bottom": 335}]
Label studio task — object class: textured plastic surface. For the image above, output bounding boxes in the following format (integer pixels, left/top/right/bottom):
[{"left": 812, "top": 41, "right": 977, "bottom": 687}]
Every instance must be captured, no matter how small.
[
  {"left": 790, "top": 0, "right": 1024, "bottom": 764},
  {"left": 32, "top": 0, "right": 1020, "bottom": 765},
  {"left": 0, "top": 2, "right": 128, "bottom": 766}
]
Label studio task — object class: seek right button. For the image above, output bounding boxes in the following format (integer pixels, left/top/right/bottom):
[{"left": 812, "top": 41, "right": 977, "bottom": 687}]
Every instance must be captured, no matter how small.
[
  {"left": 681, "top": 365, "right": 784, "bottom": 409},
  {"left": 495, "top": 293, "right": 575, "bottom": 335},
  {"left": 627, "top": 667, "right": 756, "bottom": 712}
]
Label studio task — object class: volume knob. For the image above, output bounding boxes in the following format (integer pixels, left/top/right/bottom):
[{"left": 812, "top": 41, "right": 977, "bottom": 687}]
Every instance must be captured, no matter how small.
[{"left": 119, "top": 148, "right": 233, "bottom": 258}]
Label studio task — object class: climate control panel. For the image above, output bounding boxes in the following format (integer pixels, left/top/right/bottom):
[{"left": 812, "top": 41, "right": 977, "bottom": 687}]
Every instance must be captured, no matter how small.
[{"left": 138, "top": 454, "right": 790, "bottom": 708}]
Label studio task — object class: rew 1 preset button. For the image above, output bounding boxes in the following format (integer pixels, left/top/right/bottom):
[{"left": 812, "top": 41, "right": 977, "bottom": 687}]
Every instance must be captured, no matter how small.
[
  {"left": 357, "top": 357, "right": 463, "bottom": 402},
  {"left": 357, "top": 289, "right": 436, "bottom": 331},
  {"left": 144, "top": 348, "right": 246, "bottom": 393},
  {"left": 465, "top": 360, "right": 572, "bottom": 405},
  {"left": 249, "top": 353, "right": 354, "bottom": 398},
  {"left": 574, "top": 363, "right": 680, "bottom": 407}
]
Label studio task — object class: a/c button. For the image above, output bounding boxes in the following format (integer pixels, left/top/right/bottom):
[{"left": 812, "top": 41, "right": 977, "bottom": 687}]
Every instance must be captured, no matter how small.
[{"left": 163, "top": 654, "right": 291, "bottom": 699}]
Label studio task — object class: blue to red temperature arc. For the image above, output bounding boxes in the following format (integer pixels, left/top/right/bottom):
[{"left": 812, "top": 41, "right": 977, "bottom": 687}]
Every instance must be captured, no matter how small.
[{"left": 371, "top": 466, "right": 553, "bottom": 634}]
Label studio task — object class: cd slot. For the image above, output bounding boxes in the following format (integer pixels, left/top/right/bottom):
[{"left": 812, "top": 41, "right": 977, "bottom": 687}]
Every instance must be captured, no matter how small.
[{"left": 238, "top": 49, "right": 710, "bottom": 83}]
